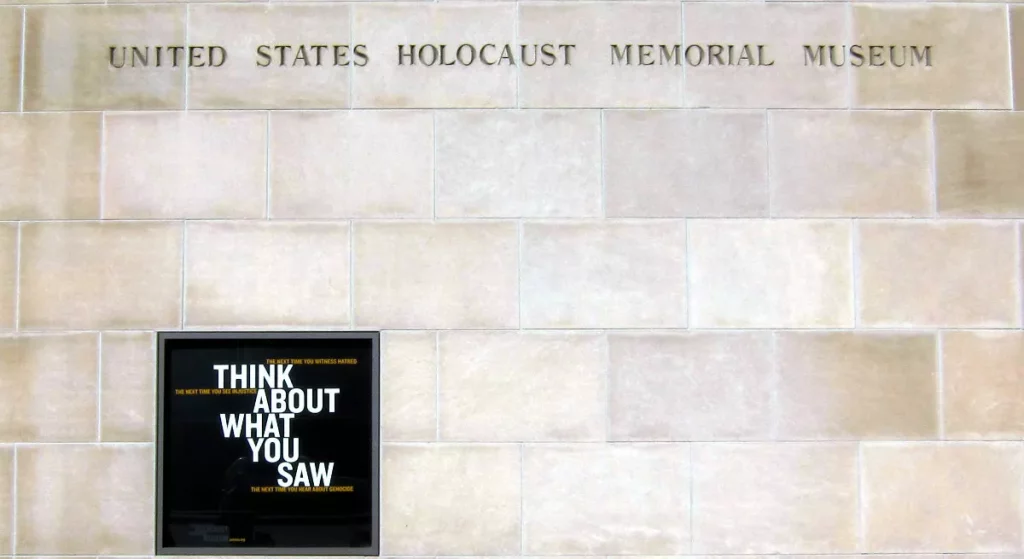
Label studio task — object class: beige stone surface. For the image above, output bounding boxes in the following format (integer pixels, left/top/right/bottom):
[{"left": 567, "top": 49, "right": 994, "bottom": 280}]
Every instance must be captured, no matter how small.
[
  {"left": 609, "top": 332, "right": 772, "bottom": 441},
  {"left": 16, "top": 444, "right": 153, "bottom": 555},
  {"left": 0, "top": 113, "right": 101, "bottom": 220},
  {"left": 852, "top": 5, "right": 1010, "bottom": 109},
  {"left": 20, "top": 222, "right": 182, "bottom": 330},
  {"left": 0, "top": 8, "right": 21, "bottom": 111},
  {"left": 353, "top": 222, "right": 518, "bottom": 329},
  {"left": 189, "top": 5, "right": 351, "bottom": 109},
  {"left": 857, "top": 221, "right": 1018, "bottom": 327},
  {"left": 943, "top": 331, "right": 1024, "bottom": 439},
  {"left": 770, "top": 111, "right": 932, "bottom": 217},
  {"left": 186, "top": 222, "right": 350, "bottom": 327},
  {"left": 0, "top": 225, "right": 14, "bottom": 332},
  {"left": 104, "top": 112, "right": 266, "bottom": 219},
  {"left": 439, "top": 331, "right": 605, "bottom": 441},
  {"left": 436, "top": 110, "right": 601, "bottom": 218},
  {"left": 519, "top": 3, "right": 682, "bottom": 108},
  {"left": 382, "top": 332, "right": 436, "bottom": 442},
  {"left": 352, "top": 4, "right": 515, "bottom": 108},
  {"left": 24, "top": 552, "right": 101, "bottom": 556},
  {"left": 100, "top": 332, "right": 154, "bottom": 443},
  {"left": 684, "top": 4, "right": 848, "bottom": 108},
  {"left": 692, "top": 443, "right": 858, "bottom": 553},
  {"left": 745, "top": 552, "right": 942, "bottom": 556},
  {"left": 4, "top": 0, "right": 106, "bottom": 6},
  {"left": 381, "top": 444, "right": 520, "bottom": 555},
  {"left": 24, "top": 6, "right": 185, "bottom": 110},
  {"left": 0, "top": 447, "right": 9, "bottom": 554},
  {"left": 936, "top": 111, "right": 1024, "bottom": 216},
  {"left": 270, "top": 111, "right": 432, "bottom": 218},
  {"left": 776, "top": 332, "right": 937, "bottom": 440},
  {"left": 689, "top": 220, "right": 852, "bottom": 328},
  {"left": 522, "top": 444, "right": 690, "bottom": 554},
  {"left": 0, "top": 334, "right": 97, "bottom": 442},
  {"left": 110, "top": 0, "right": 264, "bottom": 6},
  {"left": 605, "top": 110, "right": 767, "bottom": 217},
  {"left": 521, "top": 221, "right": 687, "bottom": 328},
  {"left": 863, "top": 443, "right": 1023, "bottom": 552}
]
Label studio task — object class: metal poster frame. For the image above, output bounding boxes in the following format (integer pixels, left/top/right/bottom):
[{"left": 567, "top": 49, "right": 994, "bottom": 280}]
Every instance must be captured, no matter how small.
[{"left": 155, "top": 331, "right": 381, "bottom": 556}]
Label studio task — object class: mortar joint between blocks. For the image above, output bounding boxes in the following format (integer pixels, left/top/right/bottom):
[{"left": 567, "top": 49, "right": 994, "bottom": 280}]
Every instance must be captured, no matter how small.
[
  {"left": 519, "top": 442, "right": 525, "bottom": 555},
  {"left": 180, "top": 222, "right": 187, "bottom": 329},
  {"left": 11, "top": 445, "right": 17, "bottom": 556},
  {"left": 769, "top": 330, "right": 780, "bottom": 442},
  {"left": 96, "top": 333, "right": 102, "bottom": 442},
  {"left": 434, "top": 330, "right": 441, "bottom": 442},
  {"left": 857, "top": 441, "right": 865, "bottom": 552},
  {"left": 600, "top": 109, "right": 607, "bottom": 219},
  {"left": 684, "top": 218, "right": 692, "bottom": 330},
  {"left": 688, "top": 440, "right": 694, "bottom": 554},
  {"left": 99, "top": 113, "right": 107, "bottom": 220},
  {"left": 517, "top": 220, "right": 524, "bottom": 330},
  {"left": 765, "top": 109, "right": 773, "bottom": 218},
  {"left": 603, "top": 329, "right": 612, "bottom": 444},
  {"left": 1007, "top": 4, "right": 1015, "bottom": 110},
  {"left": 1020, "top": 438, "right": 1024, "bottom": 553},
  {"left": 851, "top": 218, "right": 860, "bottom": 329},
  {"left": 265, "top": 111, "right": 272, "bottom": 220},
  {"left": 18, "top": 8, "right": 25, "bottom": 114},
  {"left": 928, "top": 110, "right": 939, "bottom": 217},
  {"left": 937, "top": 330, "right": 945, "bottom": 441},
  {"left": 432, "top": 111, "right": 437, "bottom": 221},
  {"left": 1016, "top": 221, "right": 1023, "bottom": 329},
  {"left": 349, "top": 221, "right": 355, "bottom": 329},
  {"left": 13, "top": 222, "right": 21, "bottom": 333}
]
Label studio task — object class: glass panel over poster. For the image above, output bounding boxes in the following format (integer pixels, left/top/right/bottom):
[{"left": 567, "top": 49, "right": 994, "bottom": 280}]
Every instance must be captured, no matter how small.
[{"left": 156, "top": 331, "right": 380, "bottom": 555}]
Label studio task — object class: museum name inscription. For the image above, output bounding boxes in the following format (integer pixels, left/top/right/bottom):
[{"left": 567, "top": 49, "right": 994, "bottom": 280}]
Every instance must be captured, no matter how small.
[{"left": 108, "top": 42, "right": 934, "bottom": 69}]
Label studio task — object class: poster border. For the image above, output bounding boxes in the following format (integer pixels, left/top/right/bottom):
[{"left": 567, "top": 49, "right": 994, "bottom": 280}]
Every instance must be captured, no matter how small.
[{"left": 155, "top": 330, "right": 381, "bottom": 556}]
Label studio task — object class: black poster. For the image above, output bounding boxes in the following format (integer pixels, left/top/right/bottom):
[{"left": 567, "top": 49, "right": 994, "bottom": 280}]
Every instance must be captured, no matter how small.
[{"left": 156, "top": 332, "right": 379, "bottom": 555}]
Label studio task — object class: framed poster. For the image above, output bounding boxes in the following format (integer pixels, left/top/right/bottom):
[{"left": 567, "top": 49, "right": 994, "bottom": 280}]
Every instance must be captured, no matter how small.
[{"left": 156, "top": 331, "right": 379, "bottom": 555}]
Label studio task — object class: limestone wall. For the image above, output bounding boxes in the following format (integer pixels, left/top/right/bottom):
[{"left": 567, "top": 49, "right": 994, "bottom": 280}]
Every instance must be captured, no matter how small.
[{"left": 1, "top": 2, "right": 1024, "bottom": 556}]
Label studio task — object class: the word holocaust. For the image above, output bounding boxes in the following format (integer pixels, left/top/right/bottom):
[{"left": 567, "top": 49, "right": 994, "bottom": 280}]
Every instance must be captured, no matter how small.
[{"left": 107, "top": 42, "right": 934, "bottom": 69}]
